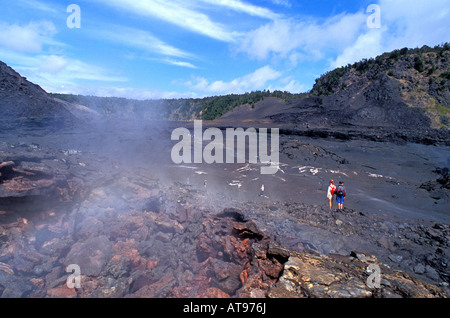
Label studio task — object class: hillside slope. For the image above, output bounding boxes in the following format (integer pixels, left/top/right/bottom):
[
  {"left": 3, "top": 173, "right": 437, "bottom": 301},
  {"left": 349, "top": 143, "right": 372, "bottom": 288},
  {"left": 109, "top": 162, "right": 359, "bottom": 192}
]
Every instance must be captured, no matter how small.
[
  {"left": 219, "top": 44, "right": 450, "bottom": 143},
  {"left": 310, "top": 44, "right": 450, "bottom": 129},
  {"left": 0, "top": 61, "right": 82, "bottom": 130}
]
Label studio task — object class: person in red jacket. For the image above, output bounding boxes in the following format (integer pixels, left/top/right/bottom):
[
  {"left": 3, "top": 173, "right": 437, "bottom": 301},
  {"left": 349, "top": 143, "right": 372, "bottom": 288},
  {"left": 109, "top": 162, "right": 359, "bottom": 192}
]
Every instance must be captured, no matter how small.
[{"left": 327, "top": 179, "right": 336, "bottom": 210}]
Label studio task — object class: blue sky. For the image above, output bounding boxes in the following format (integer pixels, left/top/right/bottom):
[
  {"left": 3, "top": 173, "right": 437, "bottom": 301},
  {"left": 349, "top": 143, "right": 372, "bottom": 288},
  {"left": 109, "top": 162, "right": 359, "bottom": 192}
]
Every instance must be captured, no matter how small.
[{"left": 1, "top": 0, "right": 449, "bottom": 99}]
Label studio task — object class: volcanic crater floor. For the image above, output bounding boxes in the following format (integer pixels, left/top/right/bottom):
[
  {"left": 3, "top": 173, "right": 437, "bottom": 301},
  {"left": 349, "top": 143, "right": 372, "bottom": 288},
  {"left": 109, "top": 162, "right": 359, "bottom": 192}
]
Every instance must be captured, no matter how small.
[{"left": 0, "top": 123, "right": 449, "bottom": 298}]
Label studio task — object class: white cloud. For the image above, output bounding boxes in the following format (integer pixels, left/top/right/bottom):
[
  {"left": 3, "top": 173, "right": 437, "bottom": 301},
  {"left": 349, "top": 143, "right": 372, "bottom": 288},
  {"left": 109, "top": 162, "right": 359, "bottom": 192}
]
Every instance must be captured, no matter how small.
[
  {"left": 270, "top": 77, "right": 306, "bottom": 93},
  {"left": 6, "top": 52, "right": 128, "bottom": 94},
  {"left": 187, "top": 65, "right": 282, "bottom": 95},
  {"left": 197, "top": 0, "right": 280, "bottom": 19},
  {"left": 56, "top": 85, "right": 192, "bottom": 100},
  {"left": 270, "top": 0, "right": 291, "bottom": 8},
  {"left": 92, "top": 24, "right": 198, "bottom": 68},
  {"left": 330, "top": 0, "right": 450, "bottom": 68},
  {"left": 379, "top": 0, "right": 450, "bottom": 49},
  {"left": 96, "top": 25, "right": 194, "bottom": 59},
  {"left": 0, "top": 19, "right": 126, "bottom": 93},
  {"left": 60, "top": 59, "right": 127, "bottom": 83},
  {"left": 17, "top": 0, "right": 60, "bottom": 14},
  {"left": 163, "top": 59, "right": 197, "bottom": 69},
  {"left": 237, "top": 12, "right": 366, "bottom": 62},
  {"left": 38, "top": 55, "right": 69, "bottom": 74},
  {"left": 331, "top": 29, "right": 384, "bottom": 68},
  {"left": 95, "top": 0, "right": 239, "bottom": 42},
  {"left": 0, "top": 20, "right": 57, "bottom": 53},
  {"left": 238, "top": 0, "right": 450, "bottom": 76},
  {"left": 239, "top": 19, "right": 299, "bottom": 60}
]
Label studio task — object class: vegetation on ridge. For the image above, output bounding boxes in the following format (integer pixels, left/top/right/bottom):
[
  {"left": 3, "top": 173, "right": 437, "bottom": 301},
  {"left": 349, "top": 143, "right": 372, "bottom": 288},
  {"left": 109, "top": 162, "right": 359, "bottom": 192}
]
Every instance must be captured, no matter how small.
[
  {"left": 51, "top": 90, "right": 305, "bottom": 121},
  {"left": 310, "top": 43, "right": 450, "bottom": 129}
]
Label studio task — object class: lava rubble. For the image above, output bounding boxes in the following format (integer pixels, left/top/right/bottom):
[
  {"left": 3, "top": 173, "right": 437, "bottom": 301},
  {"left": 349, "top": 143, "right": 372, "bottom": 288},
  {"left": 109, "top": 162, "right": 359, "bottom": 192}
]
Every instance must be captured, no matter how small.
[
  {"left": 0, "top": 143, "right": 448, "bottom": 298},
  {"left": 0, "top": 143, "right": 449, "bottom": 298}
]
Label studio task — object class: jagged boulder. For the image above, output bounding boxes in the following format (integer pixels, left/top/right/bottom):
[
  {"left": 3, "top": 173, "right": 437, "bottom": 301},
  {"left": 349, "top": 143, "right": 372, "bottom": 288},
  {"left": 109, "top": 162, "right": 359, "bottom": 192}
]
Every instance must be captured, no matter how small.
[{"left": 268, "top": 251, "right": 446, "bottom": 298}]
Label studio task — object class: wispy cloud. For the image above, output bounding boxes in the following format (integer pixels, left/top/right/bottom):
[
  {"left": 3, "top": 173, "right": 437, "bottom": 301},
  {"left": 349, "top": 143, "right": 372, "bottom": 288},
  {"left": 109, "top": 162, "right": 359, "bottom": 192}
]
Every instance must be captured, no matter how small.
[
  {"left": 2, "top": 49, "right": 128, "bottom": 93},
  {"left": 0, "top": 18, "right": 127, "bottom": 93},
  {"left": 92, "top": 24, "right": 199, "bottom": 68},
  {"left": 270, "top": 0, "right": 291, "bottom": 8},
  {"left": 271, "top": 76, "right": 305, "bottom": 93},
  {"left": 38, "top": 55, "right": 69, "bottom": 74},
  {"left": 55, "top": 84, "right": 198, "bottom": 100},
  {"left": 95, "top": 25, "right": 194, "bottom": 59},
  {"left": 34, "top": 55, "right": 126, "bottom": 83},
  {"left": 331, "top": 0, "right": 450, "bottom": 68},
  {"left": 237, "top": 13, "right": 366, "bottom": 63},
  {"left": 197, "top": 0, "right": 280, "bottom": 19},
  {"left": 0, "top": 20, "right": 59, "bottom": 53},
  {"left": 330, "top": 29, "right": 384, "bottom": 69},
  {"left": 94, "top": 0, "right": 239, "bottom": 42},
  {"left": 163, "top": 58, "right": 197, "bottom": 69},
  {"left": 237, "top": 0, "right": 450, "bottom": 74},
  {"left": 54, "top": 59, "right": 127, "bottom": 83},
  {"left": 17, "top": 0, "right": 60, "bottom": 14}
]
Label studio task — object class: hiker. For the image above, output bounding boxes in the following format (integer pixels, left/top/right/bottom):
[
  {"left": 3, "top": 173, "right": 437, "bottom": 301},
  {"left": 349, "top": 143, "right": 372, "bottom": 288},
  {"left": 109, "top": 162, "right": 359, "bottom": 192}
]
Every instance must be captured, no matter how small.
[
  {"left": 327, "top": 179, "right": 336, "bottom": 210},
  {"left": 336, "top": 181, "right": 346, "bottom": 211}
]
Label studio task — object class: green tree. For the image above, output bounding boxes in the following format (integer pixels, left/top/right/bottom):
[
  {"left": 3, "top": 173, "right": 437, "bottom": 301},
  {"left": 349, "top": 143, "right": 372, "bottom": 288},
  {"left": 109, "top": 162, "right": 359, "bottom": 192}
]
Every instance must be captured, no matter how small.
[{"left": 414, "top": 56, "right": 424, "bottom": 72}]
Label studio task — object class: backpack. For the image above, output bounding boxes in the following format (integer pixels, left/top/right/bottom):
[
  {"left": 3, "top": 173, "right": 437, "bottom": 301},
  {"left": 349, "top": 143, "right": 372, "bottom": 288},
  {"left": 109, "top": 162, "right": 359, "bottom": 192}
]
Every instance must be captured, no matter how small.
[
  {"left": 331, "top": 186, "right": 336, "bottom": 195},
  {"left": 336, "top": 185, "right": 344, "bottom": 196}
]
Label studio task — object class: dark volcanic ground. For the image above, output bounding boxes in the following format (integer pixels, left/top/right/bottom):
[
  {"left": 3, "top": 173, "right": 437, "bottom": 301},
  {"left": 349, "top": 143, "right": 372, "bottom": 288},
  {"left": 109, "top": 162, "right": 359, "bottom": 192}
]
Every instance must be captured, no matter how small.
[{"left": 0, "top": 118, "right": 449, "bottom": 298}]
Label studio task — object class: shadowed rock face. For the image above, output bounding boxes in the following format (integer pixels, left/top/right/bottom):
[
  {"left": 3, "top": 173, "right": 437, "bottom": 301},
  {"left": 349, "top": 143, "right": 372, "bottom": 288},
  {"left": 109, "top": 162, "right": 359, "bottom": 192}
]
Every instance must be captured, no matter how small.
[
  {"left": 309, "top": 46, "right": 450, "bottom": 130},
  {"left": 0, "top": 61, "right": 77, "bottom": 131},
  {"left": 264, "top": 74, "right": 431, "bottom": 131}
]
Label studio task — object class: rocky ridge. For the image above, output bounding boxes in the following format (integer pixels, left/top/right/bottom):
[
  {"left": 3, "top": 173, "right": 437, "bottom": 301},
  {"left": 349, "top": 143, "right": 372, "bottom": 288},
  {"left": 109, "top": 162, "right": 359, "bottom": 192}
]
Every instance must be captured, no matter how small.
[
  {"left": 0, "top": 61, "right": 91, "bottom": 131},
  {"left": 310, "top": 44, "right": 450, "bottom": 130}
]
